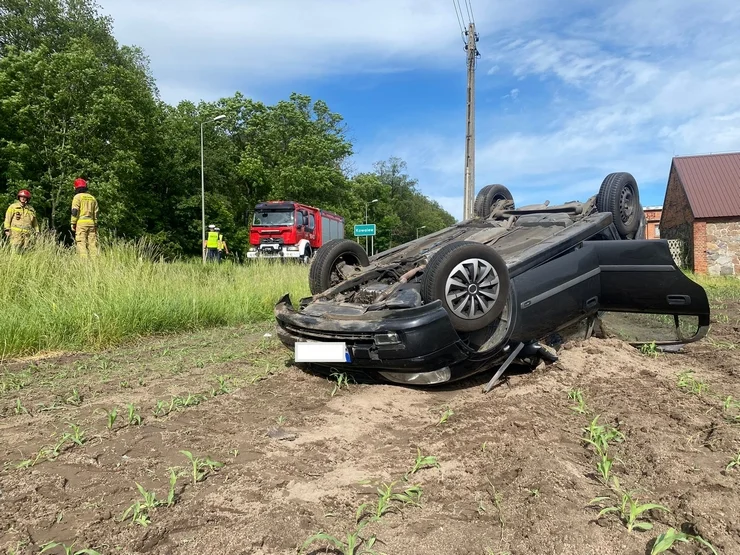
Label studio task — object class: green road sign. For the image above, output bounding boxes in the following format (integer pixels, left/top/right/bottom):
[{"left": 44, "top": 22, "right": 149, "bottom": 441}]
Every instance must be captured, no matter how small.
[{"left": 354, "top": 224, "right": 376, "bottom": 237}]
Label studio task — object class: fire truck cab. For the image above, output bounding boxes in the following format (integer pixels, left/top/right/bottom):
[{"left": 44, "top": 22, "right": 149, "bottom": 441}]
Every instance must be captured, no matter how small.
[{"left": 247, "top": 201, "right": 344, "bottom": 261}]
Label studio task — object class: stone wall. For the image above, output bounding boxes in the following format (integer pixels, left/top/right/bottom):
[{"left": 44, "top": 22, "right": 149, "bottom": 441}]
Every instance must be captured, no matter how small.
[{"left": 706, "top": 219, "right": 740, "bottom": 276}]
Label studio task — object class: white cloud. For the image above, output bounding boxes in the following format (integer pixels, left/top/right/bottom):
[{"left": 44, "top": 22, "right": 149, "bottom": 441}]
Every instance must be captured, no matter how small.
[{"left": 100, "top": 0, "right": 571, "bottom": 103}]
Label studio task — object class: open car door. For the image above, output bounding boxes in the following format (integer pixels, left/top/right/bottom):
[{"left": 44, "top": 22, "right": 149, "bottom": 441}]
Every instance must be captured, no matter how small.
[{"left": 589, "top": 240, "right": 710, "bottom": 345}]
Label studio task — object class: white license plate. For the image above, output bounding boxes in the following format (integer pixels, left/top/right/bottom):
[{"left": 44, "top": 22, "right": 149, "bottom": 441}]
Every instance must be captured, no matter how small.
[{"left": 295, "top": 342, "right": 350, "bottom": 363}]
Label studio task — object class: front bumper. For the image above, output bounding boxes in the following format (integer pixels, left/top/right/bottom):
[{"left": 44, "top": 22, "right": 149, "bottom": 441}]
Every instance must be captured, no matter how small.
[
  {"left": 247, "top": 248, "right": 302, "bottom": 259},
  {"left": 274, "top": 294, "right": 471, "bottom": 374}
]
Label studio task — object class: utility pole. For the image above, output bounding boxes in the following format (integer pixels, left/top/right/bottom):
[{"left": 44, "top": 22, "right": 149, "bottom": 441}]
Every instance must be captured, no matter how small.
[{"left": 463, "top": 22, "right": 479, "bottom": 220}]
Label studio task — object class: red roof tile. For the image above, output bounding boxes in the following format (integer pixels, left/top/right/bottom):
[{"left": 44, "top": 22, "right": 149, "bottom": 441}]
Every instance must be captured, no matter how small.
[{"left": 672, "top": 152, "right": 740, "bottom": 218}]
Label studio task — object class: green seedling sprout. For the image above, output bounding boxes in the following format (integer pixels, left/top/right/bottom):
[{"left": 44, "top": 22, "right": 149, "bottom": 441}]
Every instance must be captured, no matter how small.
[
  {"left": 153, "top": 400, "right": 169, "bottom": 416},
  {"left": 121, "top": 483, "right": 159, "bottom": 526},
  {"left": 677, "top": 371, "right": 708, "bottom": 395},
  {"left": 356, "top": 481, "right": 423, "bottom": 522},
  {"left": 330, "top": 372, "right": 350, "bottom": 396},
  {"left": 39, "top": 541, "right": 101, "bottom": 555},
  {"left": 167, "top": 468, "right": 178, "bottom": 506},
  {"left": 14, "top": 398, "right": 28, "bottom": 415},
  {"left": 64, "top": 388, "right": 82, "bottom": 406},
  {"left": 65, "top": 422, "right": 86, "bottom": 446},
  {"left": 301, "top": 520, "right": 378, "bottom": 555},
  {"left": 106, "top": 408, "right": 118, "bottom": 429},
  {"left": 126, "top": 403, "right": 142, "bottom": 426},
  {"left": 211, "top": 375, "right": 232, "bottom": 396},
  {"left": 726, "top": 450, "right": 740, "bottom": 471},
  {"left": 651, "top": 527, "right": 718, "bottom": 555},
  {"left": 640, "top": 341, "right": 659, "bottom": 357},
  {"left": 437, "top": 407, "right": 454, "bottom": 425},
  {"left": 404, "top": 448, "right": 440, "bottom": 480},
  {"left": 568, "top": 389, "right": 588, "bottom": 414},
  {"left": 582, "top": 415, "right": 624, "bottom": 456},
  {"left": 590, "top": 477, "right": 669, "bottom": 532},
  {"left": 180, "top": 450, "right": 224, "bottom": 484}
]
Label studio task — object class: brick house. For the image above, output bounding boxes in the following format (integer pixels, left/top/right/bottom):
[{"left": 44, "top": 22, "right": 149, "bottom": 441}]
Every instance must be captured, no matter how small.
[
  {"left": 642, "top": 206, "right": 662, "bottom": 239},
  {"left": 660, "top": 152, "right": 740, "bottom": 275}
]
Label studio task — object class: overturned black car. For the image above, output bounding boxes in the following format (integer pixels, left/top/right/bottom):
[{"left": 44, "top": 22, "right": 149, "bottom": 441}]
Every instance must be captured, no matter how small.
[{"left": 274, "top": 172, "right": 710, "bottom": 386}]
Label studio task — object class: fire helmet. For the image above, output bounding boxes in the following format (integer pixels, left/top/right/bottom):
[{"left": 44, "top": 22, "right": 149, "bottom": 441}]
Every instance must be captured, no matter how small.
[
  {"left": 74, "top": 178, "right": 87, "bottom": 189},
  {"left": 17, "top": 189, "right": 31, "bottom": 199}
]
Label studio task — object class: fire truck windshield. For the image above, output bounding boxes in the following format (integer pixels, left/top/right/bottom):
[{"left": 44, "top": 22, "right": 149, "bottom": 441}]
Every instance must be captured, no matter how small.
[{"left": 253, "top": 210, "right": 295, "bottom": 226}]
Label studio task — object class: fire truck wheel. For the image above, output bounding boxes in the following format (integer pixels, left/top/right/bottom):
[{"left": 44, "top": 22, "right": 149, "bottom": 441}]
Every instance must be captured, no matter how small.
[
  {"left": 300, "top": 245, "right": 313, "bottom": 264},
  {"left": 309, "top": 239, "right": 369, "bottom": 295}
]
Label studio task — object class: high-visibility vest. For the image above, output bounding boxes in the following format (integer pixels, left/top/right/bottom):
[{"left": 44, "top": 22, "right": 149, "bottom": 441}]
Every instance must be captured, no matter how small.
[
  {"left": 217, "top": 235, "right": 225, "bottom": 250},
  {"left": 206, "top": 231, "right": 219, "bottom": 248}
]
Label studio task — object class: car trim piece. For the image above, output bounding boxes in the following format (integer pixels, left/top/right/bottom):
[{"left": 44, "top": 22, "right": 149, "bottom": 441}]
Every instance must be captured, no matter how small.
[
  {"left": 520, "top": 267, "right": 601, "bottom": 309},
  {"left": 599, "top": 264, "right": 675, "bottom": 272}
]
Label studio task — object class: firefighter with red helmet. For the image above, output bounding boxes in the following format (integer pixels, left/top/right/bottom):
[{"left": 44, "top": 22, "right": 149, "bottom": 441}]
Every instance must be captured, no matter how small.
[
  {"left": 70, "top": 178, "right": 99, "bottom": 257},
  {"left": 4, "top": 189, "right": 39, "bottom": 251}
]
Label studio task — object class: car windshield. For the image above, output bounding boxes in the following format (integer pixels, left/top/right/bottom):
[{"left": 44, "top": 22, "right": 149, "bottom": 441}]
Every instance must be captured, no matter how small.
[{"left": 253, "top": 210, "right": 294, "bottom": 226}]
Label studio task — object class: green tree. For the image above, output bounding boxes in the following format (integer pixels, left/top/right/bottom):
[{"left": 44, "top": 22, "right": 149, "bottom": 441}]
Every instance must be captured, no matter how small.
[{"left": 0, "top": 0, "right": 159, "bottom": 237}]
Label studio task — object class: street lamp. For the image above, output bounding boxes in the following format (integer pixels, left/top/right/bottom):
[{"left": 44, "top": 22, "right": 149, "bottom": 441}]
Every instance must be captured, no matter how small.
[
  {"left": 364, "top": 199, "right": 378, "bottom": 255},
  {"left": 200, "top": 114, "right": 226, "bottom": 263},
  {"left": 416, "top": 225, "right": 427, "bottom": 239}
]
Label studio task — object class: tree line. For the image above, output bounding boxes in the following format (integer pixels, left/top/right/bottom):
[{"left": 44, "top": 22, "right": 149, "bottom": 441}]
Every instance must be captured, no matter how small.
[{"left": 0, "top": 0, "right": 455, "bottom": 259}]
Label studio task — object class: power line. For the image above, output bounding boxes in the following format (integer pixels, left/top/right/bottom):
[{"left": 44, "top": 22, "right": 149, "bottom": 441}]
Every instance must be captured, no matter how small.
[
  {"left": 452, "top": 0, "right": 466, "bottom": 42},
  {"left": 464, "top": 0, "right": 476, "bottom": 26}
]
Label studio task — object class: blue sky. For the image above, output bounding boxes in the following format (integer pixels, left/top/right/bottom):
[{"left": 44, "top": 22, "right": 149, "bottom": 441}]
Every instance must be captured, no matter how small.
[{"left": 100, "top": 0, "right": 740, "bottom": 221}]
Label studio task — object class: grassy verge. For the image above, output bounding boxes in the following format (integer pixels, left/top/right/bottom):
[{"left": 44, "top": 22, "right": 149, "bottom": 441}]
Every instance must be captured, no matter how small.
[{"left": 0, "top": 234, "right": 309, "bottom": 359}]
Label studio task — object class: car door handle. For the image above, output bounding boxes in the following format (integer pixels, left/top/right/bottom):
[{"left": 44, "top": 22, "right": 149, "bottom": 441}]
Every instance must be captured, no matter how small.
[
  {"left": 667, "top": 294, "right": 691, "bottom": 306},
  {"left": 585, "top": 296, "right": 599, "bottom": 309}
]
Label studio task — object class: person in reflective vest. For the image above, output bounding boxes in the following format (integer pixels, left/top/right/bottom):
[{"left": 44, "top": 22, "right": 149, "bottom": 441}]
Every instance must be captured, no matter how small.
[
  {"left": 203, "top": 224, "right": 219, "bottom": 262},
  {"left": 70, "top": 178, "right": 99, "bottom": 257},
  {"left": 215, "top": 227, "right": 228, "bottom": 262},
  {"left": 4, "top": 189, "right": 39, "bottom": 251}
]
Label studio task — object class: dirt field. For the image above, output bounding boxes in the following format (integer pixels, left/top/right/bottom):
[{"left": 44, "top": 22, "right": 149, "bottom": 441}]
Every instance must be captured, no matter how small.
[{"left": 1, "top": 300, "right": 739, "bottom": 555}]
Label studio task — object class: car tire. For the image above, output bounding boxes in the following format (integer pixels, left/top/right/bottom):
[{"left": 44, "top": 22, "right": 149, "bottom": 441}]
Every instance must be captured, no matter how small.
[
  {"left": 421, "top": 241, "right": 510, "bottom": 332},
  {"left": 596, "top": 172, "right": 640, "bottom": 239},
  {"left": 473, "top": 184, "right": 514, "bottom": 218},
  {"left": 309, "top": 239, "right": 370, "bottom": 295}
]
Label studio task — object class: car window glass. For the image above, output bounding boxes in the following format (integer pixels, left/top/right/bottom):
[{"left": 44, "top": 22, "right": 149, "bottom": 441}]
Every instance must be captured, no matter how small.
[
  {"left": 598, "top": 312, "right": 700, "bottom": 342},
  {"left": 253, "top": 211, "right": 294, "bottom": 226}
]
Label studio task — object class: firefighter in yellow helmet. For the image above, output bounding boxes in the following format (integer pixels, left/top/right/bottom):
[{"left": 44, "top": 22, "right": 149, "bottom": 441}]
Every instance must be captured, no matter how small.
[
  {"left": 4, "top": 189, "right": 39, "bottom": 251},
  {"left": 70, "top": 178, "right": 99, "bottom": 257}
]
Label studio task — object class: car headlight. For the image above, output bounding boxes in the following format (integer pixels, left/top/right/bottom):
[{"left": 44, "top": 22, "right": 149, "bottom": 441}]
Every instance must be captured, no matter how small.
[
  {"left": 286, "top": 246, "right": 299, "bottom": 251},
  {"left": 374, "top": 332, "right": 400, "bottom": 346},
  {"left": 249, "top": 247, "right": 256, "bottom": 252},
  {"left": 379, "top": 367, "right": 452, "bottom": 385}
]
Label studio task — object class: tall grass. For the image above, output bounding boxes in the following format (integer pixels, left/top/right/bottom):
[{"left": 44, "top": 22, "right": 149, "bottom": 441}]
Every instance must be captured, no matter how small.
[
  {"left": 691, "top": 273, "right": 740, "bottom": 302},
  {"left": 0, "top": 233, "right": 309, "bottom": 358}
]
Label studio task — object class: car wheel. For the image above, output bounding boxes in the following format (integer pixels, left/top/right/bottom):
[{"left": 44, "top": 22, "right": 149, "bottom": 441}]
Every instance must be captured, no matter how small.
[
  {"left": 596, "top": 172, "right": 641, "bottom": 239},
  {"left": 421, "top": 241, "right": 510, "bottom": 332},
  {"left": 473, "top": 184, "right": 514, "bottom": 218},
  {"left": 300, "top": 245, "right": 313, "bottom": 264},
  {"left": 309, "top": 239, "right": 370, "bottom": 295}
]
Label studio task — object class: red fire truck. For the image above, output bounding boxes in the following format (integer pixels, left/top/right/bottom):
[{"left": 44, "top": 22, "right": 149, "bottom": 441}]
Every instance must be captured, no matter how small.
[{"left": 247, "top": 201, "right": 345, "bottom": 261}]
